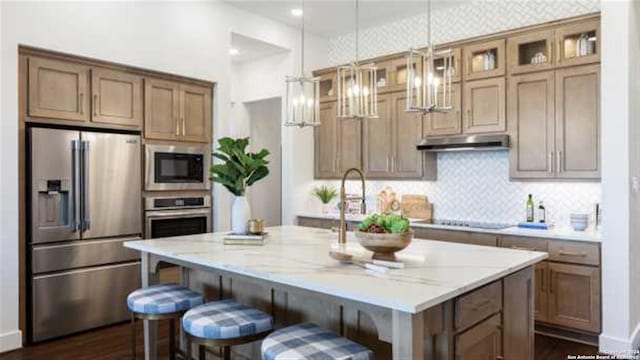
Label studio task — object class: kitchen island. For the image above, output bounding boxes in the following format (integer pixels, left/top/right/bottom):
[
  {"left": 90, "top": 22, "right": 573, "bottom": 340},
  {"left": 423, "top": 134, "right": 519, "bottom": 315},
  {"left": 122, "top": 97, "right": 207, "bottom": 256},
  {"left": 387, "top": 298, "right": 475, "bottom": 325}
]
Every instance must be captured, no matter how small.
[{"left": 124, "top": 226, "right": 547, "bottom": 360}]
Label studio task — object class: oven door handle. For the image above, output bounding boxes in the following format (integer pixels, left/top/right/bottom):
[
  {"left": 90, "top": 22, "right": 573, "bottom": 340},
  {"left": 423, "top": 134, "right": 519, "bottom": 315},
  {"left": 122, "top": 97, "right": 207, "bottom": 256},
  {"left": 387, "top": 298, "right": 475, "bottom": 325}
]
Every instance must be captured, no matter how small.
[{"left": 145, "top": 208, "right": 211, "bottom": 219}]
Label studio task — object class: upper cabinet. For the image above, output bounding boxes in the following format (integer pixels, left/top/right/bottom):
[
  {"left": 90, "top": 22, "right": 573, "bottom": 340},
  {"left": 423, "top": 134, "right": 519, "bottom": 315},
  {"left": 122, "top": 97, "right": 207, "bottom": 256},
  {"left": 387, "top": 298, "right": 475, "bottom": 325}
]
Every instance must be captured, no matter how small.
[
  {"left": 424, "top": 82, "right": 462, "bottom": 136},
  {"left": 463, "top": 77, "right": 506, "bottom": 134},
  {"left": 507, "top": 29, "right": 555, "bottom": 74},
  {"left": 314, "top": 102, "right": 339, "bottom": 178},
  {"left": 555, "top": 65, "right": 600, "bottom": 178},
  {"left": 556, "top": 19, "right": 600, "bottom": 67},
  {"left": 363, "top": 96, "right": 393, "bottom": 177},
  {"left": 91, "top": 68, "right": 143, "bottom": 128},
  {"left": 463, "top": 39, "right": 506, "bottom": 80},
  {"left": 28, "top": 57, "right": 90, "bottom": 122},
  {"left": 144, "top": 78, "right": 212, "bottom": 143}
]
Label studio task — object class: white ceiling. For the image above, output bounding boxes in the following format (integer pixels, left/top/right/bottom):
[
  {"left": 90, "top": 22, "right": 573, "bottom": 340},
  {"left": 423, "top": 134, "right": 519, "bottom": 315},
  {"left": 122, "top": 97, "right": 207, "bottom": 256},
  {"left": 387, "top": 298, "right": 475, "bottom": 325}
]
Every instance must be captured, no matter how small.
[
  {"left": 231, "top": 32, "right": 290, "bottom": 63},
  {"left": 225, "top": 0, "right": 466, "bottom": 37}
]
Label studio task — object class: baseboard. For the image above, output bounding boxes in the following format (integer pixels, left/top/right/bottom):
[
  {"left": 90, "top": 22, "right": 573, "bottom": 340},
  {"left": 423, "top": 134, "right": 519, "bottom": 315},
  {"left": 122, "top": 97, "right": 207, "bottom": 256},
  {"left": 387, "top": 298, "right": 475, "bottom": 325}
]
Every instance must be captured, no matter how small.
[
  {"left": 599, "top": 323, "right": 640, "bottom": 354},
  {"left": 0, "top": 330, "right": 22, "bottom": 353}
]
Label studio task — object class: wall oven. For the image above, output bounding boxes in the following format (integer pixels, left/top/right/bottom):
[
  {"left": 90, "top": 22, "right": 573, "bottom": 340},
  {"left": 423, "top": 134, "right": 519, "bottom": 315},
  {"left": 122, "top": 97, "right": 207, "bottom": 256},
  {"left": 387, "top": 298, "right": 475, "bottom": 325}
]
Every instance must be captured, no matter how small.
[
  {"left": 145, "top": 144, "right": 210, "bottom": 191},
  {"left": 144, "top": 195, "right": 212, "bottom": 238}
]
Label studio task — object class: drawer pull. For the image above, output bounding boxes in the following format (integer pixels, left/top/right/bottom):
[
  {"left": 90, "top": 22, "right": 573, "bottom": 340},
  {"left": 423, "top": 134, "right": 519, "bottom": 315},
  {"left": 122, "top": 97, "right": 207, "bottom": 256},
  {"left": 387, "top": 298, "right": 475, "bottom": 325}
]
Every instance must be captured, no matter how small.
[
  {"left": 472, "top": 299, "right": 492, "bottom": 310},
  {"left": 558, "top": 250, "right": 587, "bottom": 257}
]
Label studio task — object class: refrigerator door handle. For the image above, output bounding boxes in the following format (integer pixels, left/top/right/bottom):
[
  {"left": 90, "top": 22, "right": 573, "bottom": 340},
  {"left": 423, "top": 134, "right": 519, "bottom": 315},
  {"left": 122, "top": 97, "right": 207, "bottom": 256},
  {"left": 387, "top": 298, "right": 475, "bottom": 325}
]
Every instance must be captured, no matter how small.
[
  {"left": 81, "top": 140, "right": 91, "bottom": 232},
  {"left": 71, "top": 140, "right": 81, "bottom": 232}
]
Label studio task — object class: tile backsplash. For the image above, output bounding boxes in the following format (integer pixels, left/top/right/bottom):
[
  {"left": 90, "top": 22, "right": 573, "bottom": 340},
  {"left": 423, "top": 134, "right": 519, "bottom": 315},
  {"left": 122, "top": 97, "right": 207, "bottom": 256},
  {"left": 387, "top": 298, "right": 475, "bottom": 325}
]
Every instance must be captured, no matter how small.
[{"left": 310, "top": 151, "right": 601, "bottom": 226}]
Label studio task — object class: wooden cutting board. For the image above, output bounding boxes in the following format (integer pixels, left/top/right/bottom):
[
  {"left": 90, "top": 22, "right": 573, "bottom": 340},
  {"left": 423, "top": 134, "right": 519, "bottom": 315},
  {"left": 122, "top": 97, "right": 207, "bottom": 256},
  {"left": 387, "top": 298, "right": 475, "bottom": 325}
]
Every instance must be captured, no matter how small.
[{"left": 400, "top": 195, "right": 433, "bottom": 222}]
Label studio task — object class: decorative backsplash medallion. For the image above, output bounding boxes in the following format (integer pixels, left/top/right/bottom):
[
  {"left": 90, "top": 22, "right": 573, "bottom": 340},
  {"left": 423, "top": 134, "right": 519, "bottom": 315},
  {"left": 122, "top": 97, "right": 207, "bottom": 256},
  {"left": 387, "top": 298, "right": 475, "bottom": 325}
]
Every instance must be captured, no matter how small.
[{"left": 312, "top": 151, "right": 601, "bottom": 226}]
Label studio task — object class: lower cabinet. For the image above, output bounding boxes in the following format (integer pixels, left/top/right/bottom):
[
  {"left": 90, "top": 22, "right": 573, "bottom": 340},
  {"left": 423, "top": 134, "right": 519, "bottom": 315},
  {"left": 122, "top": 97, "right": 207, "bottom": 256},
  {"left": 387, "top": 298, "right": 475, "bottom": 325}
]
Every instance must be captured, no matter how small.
[
  {"left": 455, "top": 313, "right": 503, "bottom": 360},
  {"left": 546, "top": 262, "right": 601, "bottom": 332},
  {"left": 534, "top": 262, "right": 549, "bottom": 323}
]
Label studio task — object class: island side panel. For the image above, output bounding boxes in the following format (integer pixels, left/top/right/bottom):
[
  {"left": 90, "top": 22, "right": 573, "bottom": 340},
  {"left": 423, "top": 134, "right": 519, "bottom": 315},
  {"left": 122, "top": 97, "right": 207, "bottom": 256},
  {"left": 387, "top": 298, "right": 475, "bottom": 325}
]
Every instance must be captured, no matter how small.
[{"left": 503, "top": 266, "right": 535, "bottom": 360}]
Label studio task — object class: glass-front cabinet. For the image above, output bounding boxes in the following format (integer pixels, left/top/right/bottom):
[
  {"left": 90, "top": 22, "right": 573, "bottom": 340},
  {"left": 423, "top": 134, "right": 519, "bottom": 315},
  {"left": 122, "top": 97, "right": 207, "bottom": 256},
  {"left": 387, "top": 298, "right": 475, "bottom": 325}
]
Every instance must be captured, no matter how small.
[
  {"left": 507, "top": 30, "right": 555, "bottom": 74},
  {"left": 555, "top": 19, "right": 600, "bottom": 67},
  {"left": 463, "top": 39, "right": 506, "bottom": 80}
]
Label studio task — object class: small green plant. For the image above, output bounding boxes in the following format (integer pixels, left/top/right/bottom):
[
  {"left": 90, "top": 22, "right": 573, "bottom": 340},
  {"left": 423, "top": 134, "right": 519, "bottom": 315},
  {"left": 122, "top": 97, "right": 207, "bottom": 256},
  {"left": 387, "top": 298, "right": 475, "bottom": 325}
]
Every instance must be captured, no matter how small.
[
  {"left": 359, "top": 213, "right": 410, "bottom": 234},
  {"left": 210, "top": 137, "right": 270, "bottom": 196},
  {"left": 312, "top": 185, "right": 338, "bottom": 204}
]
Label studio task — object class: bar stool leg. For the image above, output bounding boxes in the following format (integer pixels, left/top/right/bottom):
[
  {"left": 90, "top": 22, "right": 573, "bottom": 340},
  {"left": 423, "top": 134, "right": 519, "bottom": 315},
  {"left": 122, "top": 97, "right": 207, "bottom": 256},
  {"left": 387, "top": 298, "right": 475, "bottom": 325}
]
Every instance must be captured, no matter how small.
[
  {"left": 198, "top": 345, "right": 206, "bottom": 360},
  {"left": 223, "top": 346, "right": 230, "bottom": 360},
  {"left": 169, "top": 318, "right": 176, "bottom": 360},
  {"left": 185, "top": 333, "right": 192, "bottom": 360},
  {"left": 131, "top": 313, "right": 136, "bottom": 360}
]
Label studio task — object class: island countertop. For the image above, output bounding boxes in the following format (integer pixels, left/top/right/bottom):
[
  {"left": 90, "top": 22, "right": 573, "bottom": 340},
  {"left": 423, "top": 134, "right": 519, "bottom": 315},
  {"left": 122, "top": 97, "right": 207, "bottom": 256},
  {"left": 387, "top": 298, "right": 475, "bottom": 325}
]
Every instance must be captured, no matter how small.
[{"left": 124, "top": 225, "right": 547, "bottom": 314}]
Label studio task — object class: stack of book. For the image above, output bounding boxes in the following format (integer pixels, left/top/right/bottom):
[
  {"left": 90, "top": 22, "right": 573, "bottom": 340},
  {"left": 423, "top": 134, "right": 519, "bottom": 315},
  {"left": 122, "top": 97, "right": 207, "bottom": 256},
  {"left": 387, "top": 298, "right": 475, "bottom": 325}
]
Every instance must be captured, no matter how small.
[{"left": 223, "top": 233, "right": 268, "bottom": 245}]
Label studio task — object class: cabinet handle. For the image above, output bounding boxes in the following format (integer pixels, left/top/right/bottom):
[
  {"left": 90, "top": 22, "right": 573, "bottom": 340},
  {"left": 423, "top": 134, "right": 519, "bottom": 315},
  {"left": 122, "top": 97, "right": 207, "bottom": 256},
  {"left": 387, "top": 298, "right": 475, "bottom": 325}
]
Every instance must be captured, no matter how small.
[
  {"left": 556, "top": 151, "right": 562, "bottom": 173},
  {"left": 548, "top": 152, "right": 553, "bottom": 173},
  {"left": 558, "top": 250, "right": 587, "bottom": 257},
  {"left": 79, "top": 93, "right": 84, "bottom": 114},
  {"left": 334, "top": 158, "right": 339, "bottom": 171},
  {"left": 93, "top": 94, "right": 98, "bottom": 116},
  {"left": 386, "top": 156, "right": 390, "bottom": 172},
  {"left": 557, "top": 40, "right": 562, "bottom": 63},
  {"left": 181, "top": 117, "right": 186, "bottom": 136},
  {"left": 175, "top": 117, "right": 180, "bottom": 135},
  {"left": 467, "top": 109, "right": 473, "bottom": 124},
  {"left": 391, "top": 156, "right": 395, "bottom": 171}
]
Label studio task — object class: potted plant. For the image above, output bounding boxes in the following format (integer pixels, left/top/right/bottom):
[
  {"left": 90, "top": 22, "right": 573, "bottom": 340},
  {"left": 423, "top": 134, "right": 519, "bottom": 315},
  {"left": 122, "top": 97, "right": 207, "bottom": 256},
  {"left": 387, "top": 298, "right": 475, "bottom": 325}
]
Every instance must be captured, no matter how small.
[
  {"left": 356, "top": 213, "right": 413, "bottom": 261},
  {"left": 210, "top": 137, "right": 270, "bottom": 234},
  {"left": 312, "top": 185, "right": 338, "bottom": 214}
]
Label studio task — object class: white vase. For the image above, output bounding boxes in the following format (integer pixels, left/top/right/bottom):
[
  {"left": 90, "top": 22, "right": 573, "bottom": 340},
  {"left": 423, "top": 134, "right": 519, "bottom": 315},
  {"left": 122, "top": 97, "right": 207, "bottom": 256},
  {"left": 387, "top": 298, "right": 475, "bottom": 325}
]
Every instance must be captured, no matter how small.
[{"left": 231, "top": 195, "right": 251, "bottom": 234}]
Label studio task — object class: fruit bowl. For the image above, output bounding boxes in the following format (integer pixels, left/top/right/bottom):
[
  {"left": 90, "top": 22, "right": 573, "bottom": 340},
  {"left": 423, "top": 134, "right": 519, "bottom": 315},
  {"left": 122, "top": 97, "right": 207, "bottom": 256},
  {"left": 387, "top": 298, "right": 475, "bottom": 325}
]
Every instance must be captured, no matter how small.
[{"left": 355, "top": 230, "right": 413, "bottom": 261}]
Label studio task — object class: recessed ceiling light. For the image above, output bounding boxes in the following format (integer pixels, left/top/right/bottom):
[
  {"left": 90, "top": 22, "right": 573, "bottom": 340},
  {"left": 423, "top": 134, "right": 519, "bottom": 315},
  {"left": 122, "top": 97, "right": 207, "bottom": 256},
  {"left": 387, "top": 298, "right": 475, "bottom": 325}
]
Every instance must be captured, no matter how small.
[
  {"left": 290, "top": 8, "right": 303, "bottom": 17},
  {"left": 229, "top": 48, "right": 239, "bottom": 56}
]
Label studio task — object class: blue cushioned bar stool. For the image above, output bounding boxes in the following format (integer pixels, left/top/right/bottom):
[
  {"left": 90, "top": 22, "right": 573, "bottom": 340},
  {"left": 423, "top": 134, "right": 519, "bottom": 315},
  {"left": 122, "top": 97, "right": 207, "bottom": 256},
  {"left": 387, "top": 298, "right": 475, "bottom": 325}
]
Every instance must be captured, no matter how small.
[
  {"left": 127, "top": 283, "right": 204, "bottom": 360},
  {"left": 261, "top": 323, "right": 373, "bottom": 360},
  {"left": 182, "top": 299, "right": 273, "bottom": 360}
]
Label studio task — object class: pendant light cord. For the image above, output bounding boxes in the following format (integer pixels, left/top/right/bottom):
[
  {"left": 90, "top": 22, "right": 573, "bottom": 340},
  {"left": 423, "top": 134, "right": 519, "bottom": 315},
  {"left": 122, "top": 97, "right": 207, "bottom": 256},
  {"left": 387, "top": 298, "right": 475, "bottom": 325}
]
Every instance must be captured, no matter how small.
[
  {"left": 427, "top": 0, "right": 431, "bottom": 46},
  {"left": 355, "top": 0, "right": 359, "bottom": 64},
  {"left": 301, "top": 0, "right": 305, "bottom": 75}
]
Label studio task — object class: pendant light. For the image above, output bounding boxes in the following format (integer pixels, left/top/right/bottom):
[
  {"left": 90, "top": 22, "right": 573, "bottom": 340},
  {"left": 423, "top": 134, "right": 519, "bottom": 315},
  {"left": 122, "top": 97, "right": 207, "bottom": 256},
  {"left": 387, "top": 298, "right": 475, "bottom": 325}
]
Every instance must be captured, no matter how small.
[
  {"left": 336, "top": 0, "right": 378, "bottom": 119},
  {"left": 284, "top": 0, "right": 321, "bottom": 127},
  {"left": 405, "top": 0, "right": 454, "bottom": 113}
]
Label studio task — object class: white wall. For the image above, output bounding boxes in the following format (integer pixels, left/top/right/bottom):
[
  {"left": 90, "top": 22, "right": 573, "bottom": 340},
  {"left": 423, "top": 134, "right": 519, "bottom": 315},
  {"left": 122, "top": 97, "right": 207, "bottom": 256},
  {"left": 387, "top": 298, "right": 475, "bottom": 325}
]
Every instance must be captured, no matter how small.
[
  {"left": 0, "top": 1, "right": 327, "bottom": 351},
  {"left": 599, "top": 0, "right": 640, "bottom": 353}
]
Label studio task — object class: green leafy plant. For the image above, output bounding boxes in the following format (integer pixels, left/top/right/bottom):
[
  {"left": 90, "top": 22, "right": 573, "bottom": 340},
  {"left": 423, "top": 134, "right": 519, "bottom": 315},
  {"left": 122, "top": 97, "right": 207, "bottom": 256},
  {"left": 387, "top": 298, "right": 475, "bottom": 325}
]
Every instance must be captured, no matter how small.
[
  {"left": 312, "top": 185, "right": 338, "bottom": 204},
  {"left": 210, "top": 137, "right": 270, "bottom": 196},
  {"left": 358, "top": 213, "right": 410, "bottom": 234}
]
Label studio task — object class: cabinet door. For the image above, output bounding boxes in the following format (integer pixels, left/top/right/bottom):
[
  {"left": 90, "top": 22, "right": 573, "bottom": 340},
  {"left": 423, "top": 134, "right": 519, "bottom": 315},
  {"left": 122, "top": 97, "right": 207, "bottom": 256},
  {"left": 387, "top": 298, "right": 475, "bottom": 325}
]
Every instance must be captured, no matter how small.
[
  {"left": 507, "top": 29, "right": 555, "bottom": 74},
  {"left": 424, "top": 83, "right": 462, "bottom": 136},
  {"left": 508, "top": 71, "right": 555, "bottom": 178},
  {"left": 548, "top": 263, "right": 600, "bottom": 332},
  {"left": 144, "top": 78, "right": 180, "bottom": 141},
  {"left": 363, "top": 96, "right": 392, "bottom": 178},
  {"left": 314, "top": 102, "right": 338, "bottom": 178},
  {"left": 534, "top": 262, "right": 549, "bottom": 322},
  {"left": 338, "top": 118, "right": 362, "bottom": 174},
  {"left": 391, "top": 94, "right": 423, "bottom": 178},
  {"left": 555, "top": 65, "right": 600, "bottom": 179},
  {"left": 28, "top": 57, "right": 90, "bottom": 122},
  {"left": 463, "top": 39, "right": 506, "bottom": 80},
  {"left": 180, "top": 84, "right": 212, "bottom": 143},
  {"left": 91, "top": 68, "right": 143, "bottom": 128},
  {"left": 463, "top": 77, "right": 506, "bottom": 134},
  {"left": 455, "top": 313, "right": 503, "bottom": 360},
  {"left": 556, "top": 19, "right": 600, "bottom": 67}
]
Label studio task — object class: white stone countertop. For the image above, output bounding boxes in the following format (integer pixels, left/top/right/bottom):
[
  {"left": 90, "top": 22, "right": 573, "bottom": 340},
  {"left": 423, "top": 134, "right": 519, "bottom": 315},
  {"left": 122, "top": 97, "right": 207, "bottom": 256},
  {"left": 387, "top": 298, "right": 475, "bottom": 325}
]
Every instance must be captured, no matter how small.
[
  {"left": 297, "top": 212, "right": 602, "bottom": 243},
  {"left": 124, "top": 226, "right": 547, "bottom": 314}
]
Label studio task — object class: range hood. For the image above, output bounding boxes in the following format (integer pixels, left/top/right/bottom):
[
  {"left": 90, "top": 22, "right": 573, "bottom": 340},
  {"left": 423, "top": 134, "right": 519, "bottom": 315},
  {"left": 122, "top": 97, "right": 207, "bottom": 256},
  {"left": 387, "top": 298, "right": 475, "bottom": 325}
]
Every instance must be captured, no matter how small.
[{"left": 417, "top": 134, "right": 509, "bottom": 152}]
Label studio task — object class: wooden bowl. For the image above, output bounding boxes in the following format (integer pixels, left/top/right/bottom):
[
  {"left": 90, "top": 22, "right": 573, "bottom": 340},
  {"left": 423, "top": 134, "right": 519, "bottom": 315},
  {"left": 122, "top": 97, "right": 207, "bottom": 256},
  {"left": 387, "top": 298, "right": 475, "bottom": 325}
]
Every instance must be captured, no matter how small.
[{"left": 355, "top": 230, "right": 413, "bottom": 261}]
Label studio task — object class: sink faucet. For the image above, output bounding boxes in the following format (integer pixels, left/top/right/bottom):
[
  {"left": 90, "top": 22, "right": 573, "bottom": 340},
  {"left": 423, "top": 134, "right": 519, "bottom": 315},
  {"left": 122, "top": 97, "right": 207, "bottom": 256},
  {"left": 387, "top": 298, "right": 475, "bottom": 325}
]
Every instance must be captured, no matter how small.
[{"left": 339, "top": 168, "right": 367, "bottom": 244}]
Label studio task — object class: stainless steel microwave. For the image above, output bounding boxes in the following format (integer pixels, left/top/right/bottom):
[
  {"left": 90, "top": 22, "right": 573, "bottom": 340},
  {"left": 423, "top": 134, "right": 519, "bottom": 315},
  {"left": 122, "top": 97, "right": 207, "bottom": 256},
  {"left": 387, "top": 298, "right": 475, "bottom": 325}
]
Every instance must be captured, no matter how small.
[{"left": 145, "top": 144, "right": 211, "bottom": 191}]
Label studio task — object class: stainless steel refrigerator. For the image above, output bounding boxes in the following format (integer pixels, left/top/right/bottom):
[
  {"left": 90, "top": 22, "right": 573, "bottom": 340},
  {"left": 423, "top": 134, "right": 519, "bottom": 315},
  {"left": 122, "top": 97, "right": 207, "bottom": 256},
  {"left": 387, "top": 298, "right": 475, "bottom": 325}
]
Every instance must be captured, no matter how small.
[{"left": 28, "top": 127, "right": 142, "bottom": 342}]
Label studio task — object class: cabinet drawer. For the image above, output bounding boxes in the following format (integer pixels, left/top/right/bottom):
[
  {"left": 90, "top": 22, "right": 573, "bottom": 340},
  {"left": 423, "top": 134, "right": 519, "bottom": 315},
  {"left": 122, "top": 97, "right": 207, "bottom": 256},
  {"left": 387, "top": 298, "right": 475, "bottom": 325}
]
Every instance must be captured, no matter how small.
[
  {"left": 297, "top": 217, "right": 326, "bottom": 229},
  {"left": 500, "top": 236, "right": 548, "bottom": 252},
  {"left": 455, "top": 281, "right": 502, "bottom": 331},
  {"left": 414, "top": 228, "right": 498, "bottom": 247},
  {"left": 548, "top": 241, "right": 599, "bottom": 266}
]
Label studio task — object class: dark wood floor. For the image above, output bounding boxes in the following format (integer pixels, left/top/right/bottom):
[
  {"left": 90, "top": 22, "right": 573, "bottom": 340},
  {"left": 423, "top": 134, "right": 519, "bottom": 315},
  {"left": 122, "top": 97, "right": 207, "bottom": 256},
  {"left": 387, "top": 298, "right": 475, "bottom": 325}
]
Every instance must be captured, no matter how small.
[{"left": 0, "top": 321, "right": 599, "bottom": 360}]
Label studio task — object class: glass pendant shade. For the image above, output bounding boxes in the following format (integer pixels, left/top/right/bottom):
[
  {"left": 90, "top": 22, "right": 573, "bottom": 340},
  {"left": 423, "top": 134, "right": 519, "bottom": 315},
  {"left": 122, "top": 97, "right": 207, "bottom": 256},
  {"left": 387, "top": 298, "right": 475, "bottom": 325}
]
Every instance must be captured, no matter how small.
[
  {"left": 336, "top": 63, "right": 378, "bottom": 119},
  {"left": 406, "top": 46, "right": 454, "bottom": 113},
  {"left": 284, "top": 75, "right": 320, "bottom": 127}
]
